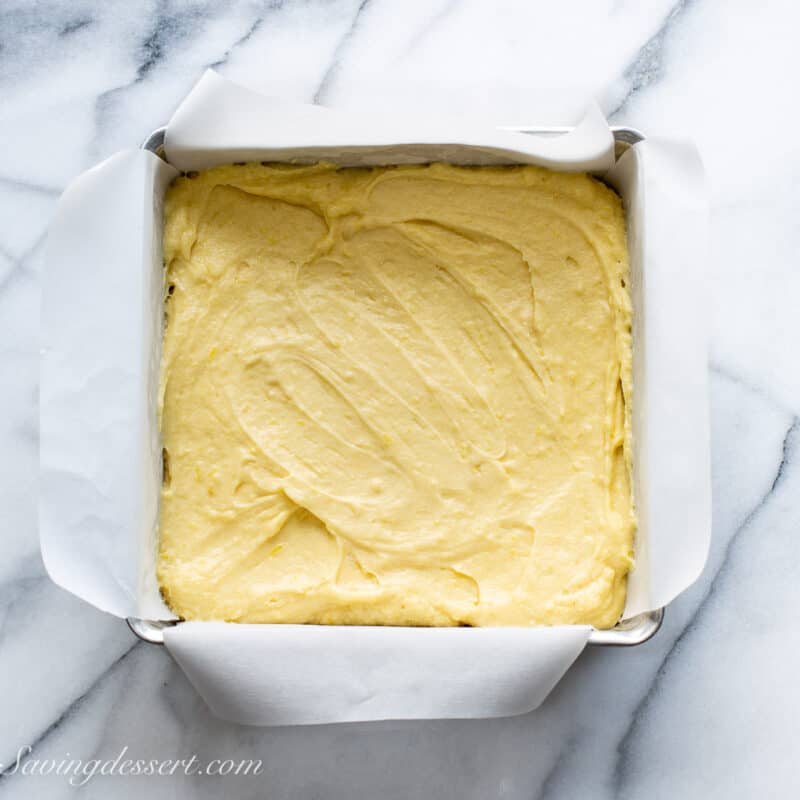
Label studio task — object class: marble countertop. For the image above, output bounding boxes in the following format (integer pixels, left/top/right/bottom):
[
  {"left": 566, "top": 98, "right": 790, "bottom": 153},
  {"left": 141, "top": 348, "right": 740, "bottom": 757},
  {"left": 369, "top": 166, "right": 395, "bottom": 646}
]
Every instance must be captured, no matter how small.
[{"left": 2, "top": 1, "right": 799, "bottom": 797}]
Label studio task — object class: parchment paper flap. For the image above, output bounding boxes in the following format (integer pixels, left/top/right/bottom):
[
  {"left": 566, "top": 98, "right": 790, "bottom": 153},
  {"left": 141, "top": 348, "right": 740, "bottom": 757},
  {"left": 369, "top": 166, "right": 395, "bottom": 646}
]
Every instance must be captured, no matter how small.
[{"left": 165, "top": 623, "right": 591, "bottom": 726}]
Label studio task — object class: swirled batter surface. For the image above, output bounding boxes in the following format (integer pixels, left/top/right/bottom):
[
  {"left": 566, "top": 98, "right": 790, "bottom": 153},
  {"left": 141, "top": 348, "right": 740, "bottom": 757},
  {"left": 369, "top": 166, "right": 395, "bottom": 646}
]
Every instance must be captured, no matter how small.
[{"left": 158, "top": 162, "right": 634, "bottom": 628}]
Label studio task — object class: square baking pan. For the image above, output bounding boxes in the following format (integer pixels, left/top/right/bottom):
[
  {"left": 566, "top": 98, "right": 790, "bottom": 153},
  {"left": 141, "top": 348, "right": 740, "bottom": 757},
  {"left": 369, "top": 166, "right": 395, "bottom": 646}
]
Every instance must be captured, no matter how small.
[{"left": 126, "top": 124, "right": 664, "bottom": 648}]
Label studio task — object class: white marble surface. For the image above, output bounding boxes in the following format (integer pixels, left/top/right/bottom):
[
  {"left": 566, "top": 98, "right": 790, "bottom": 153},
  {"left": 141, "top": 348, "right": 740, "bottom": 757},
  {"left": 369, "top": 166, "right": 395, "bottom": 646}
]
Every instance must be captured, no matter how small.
[{"left": 2, "top": 0, "right": 799, "bottom": 797}]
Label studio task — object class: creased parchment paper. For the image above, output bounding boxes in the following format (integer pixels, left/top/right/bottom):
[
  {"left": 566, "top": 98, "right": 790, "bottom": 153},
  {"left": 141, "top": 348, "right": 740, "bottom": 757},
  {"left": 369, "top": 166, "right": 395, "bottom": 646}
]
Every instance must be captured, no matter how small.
[{"left": 40, "top": 71, "right": 710, "bottom": 726}]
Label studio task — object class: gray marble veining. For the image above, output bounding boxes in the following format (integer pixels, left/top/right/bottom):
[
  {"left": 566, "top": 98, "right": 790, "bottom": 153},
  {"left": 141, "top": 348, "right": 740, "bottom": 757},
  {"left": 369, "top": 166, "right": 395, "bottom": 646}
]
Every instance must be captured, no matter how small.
[{"left": 1, "top": 0, "right": 799, "bottom": 797}]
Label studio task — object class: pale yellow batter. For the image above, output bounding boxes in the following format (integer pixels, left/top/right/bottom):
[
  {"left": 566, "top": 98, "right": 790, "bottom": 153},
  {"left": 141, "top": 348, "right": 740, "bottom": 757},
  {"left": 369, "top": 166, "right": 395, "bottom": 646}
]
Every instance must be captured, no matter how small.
[{"left": 158, "top": 162, "right": 635, "bottom": 628}]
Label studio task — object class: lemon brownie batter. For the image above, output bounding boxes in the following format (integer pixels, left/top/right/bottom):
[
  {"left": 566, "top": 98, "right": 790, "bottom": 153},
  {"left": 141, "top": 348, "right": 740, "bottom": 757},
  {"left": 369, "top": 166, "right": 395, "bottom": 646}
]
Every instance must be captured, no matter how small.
[{"left": 158, "top": 162, "right": 635, "bottom": 628}]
